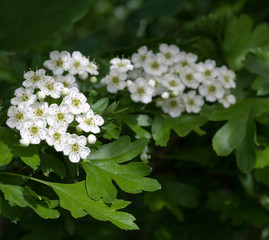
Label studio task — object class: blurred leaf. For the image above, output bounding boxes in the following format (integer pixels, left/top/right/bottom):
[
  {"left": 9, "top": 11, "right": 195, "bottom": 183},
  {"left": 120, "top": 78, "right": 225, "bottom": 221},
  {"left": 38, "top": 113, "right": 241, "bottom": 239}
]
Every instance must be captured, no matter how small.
[
  {"left": 223, "top": 14, "right": 269, "bottom": 70},
  {"left": 244, "top": 52, "right": 269, "bottom": 95},
  {"left": 83, "top": 136, "right": 160, "bottom": 203},
  {"left": 144, "top": 180, "right": 200, "bottom": 222},
  {"left": 0, "top": 0, "right": 92, "bottom": 50},
  {"left": 0, "top": 196, "right": 20, "bottom": 222},
  {"left": 0, "top": 140, "right": 13, "bottom": 167},
  {"left": 0, "top": 184, "right": 59, "bottom": 219},
  {"left": 102, "top": 122, "right": 122, "bottom": 140},
  {"left": 152, "top": 114, "right": 207, "bottom": 147}
]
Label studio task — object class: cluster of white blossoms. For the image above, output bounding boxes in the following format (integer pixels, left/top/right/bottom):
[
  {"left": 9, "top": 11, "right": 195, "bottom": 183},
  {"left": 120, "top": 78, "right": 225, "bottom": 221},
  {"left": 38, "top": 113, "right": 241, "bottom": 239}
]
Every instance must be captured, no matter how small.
[
  {"left": 6, "top": 51, "right": 104, "bottom": 163},
  {"left": 101, "top": 44, "right": 236, "bottom": 118}
]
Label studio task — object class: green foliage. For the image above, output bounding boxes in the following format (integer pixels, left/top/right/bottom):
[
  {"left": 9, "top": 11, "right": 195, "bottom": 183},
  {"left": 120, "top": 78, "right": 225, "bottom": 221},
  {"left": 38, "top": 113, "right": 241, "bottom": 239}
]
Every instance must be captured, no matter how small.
[
  {"left": 223, "top": 14, "right": 269, "bottom": 70},
  {"left": 82, "top": 137, "right": 160, "bottom": 203},
  {"left": 210, "top": 99, "right": 269, "bottom": 172},
  {"left": 0, "top": 0, "right": 92, "bottom": 50},
  {"left": 152, "top": 114, "right": 207, "bottom": 146}
]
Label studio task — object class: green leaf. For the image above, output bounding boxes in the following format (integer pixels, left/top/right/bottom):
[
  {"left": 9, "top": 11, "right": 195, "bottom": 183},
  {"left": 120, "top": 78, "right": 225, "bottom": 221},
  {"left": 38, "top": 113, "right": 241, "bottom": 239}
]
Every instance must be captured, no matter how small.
[
  {"left": 83, "top": 137, "right": 160, "bottom": 203},
  {"left": 47, "top": 181, "right": 138, "bottom": 230},
  {"left": 144, "top": 180, "right": 200, "bottom": 222},
  {"left": 121, "top": 115, "right": 151, "bottom": 139},
  {"left": 0, "top": 196, "right": 20, "bottom": 222},
  {"left": 223, "top": 14, "right": 269, "bottom": 70},
  {"left": 91, "top": 98, "right": 109, "bottom": 114},
  {"left": 211, "top": 99, "right": 269, "bottom": 172},
  {"left": 0, "top": 0, "right": 92, "bottom": 50},
  {"left": 0, "top": 184, "right": 60, "bottom": 219},
  {"left": 152, "top": 115, "right": 207, "bottom": 147},
  {"left": 256, "top": 147, "right": 269, "bottom": 168},
  {"left": 244, "top": 52, "right": 269, "bottom": 95},
  {"left": 102, "top": 122, "right": 122, "bottom": 140},
  {"left": 40, "top": 154, "right": 66, "bottom": 179},
  {"left": 0, "top": 140, "right": 13, "bottom": 166},
  {"left": 0, "top": 127, "right": 40, "bottom": 169}
]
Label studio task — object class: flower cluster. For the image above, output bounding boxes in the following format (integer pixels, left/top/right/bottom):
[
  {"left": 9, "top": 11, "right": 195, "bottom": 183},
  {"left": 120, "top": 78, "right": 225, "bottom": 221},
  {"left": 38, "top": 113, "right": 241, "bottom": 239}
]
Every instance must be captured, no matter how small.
[
  {"left": 44, "top": 50, "right": 99, "bottom": 80},
  {"left": 6, "top": 51, "right": 104, "bottom": 163},
  {"left": 101, "top": 44, "right": 236, "bottom": 117}
]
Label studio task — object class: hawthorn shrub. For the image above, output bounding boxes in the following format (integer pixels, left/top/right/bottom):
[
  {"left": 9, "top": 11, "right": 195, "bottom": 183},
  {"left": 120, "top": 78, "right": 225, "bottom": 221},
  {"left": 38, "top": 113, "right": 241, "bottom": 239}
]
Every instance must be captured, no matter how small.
[{"left": 1, "top": 0, "right": 269, "bottom": 239}]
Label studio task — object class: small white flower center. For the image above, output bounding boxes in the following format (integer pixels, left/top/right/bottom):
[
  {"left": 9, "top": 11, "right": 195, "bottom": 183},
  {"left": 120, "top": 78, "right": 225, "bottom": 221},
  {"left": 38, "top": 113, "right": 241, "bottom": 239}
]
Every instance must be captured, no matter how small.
[
  {"left": 35, "top": 108, "right": 44, "bottom": 117},
  {"left": 73, "top": 61, "right": 81, "bottom": 69},
  {"left": 15, "top": 111, "right": 24, "bottom": 121},
  {"left": 53, "top": 132, "right": 61, "bottom": 141},
  {"left": 21, "top": 93, "right": 29, "bottom": 102},
  {"left": 56, "top": 112, "right": 65, "bottom": 121},
  {"left": 46, "top": 83, "right": 55, "bottom": 91},
  {"left": 71, "top": 143, "right": 80, "bottom": 153},
  {"left": 151, "top": 61, "right": 160, "bottom": 70},
  {"left": 71, "top": 98, "right": 80, "bottom": 107},
  {"left": 29, "top": 125, "right": 39, "bottom": 135}
]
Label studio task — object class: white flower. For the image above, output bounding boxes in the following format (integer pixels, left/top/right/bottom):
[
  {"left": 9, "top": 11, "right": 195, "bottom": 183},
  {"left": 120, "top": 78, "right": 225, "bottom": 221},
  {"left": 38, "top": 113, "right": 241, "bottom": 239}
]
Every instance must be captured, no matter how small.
[
  {"left": 110, "top": 57, "right": 134, "bottom": 73},
  {"left": 63, "top": 134, "right": 90, "bottom": 163},
  {"left": 131, "top": 46, "right": 153, "bottom": 68},
  {"left": 162, "top": 73, "right": 185, "bottom": 92},
  {"left": 180, "top": 66, "right": 200, "bottom": 89},
  {"left": 177, "top": 51, "right": 198, "bottom": 68},
  {"left": 217, "top": 66, "right": 236, "bottom": 89},
  {"left": 195, "top": 60, "right": 218, "bottom": 82},
  {"left": 161, "top": 96, "right": 185, "bottom": 118},
  {"left": 101, "top": 70, "right": 127, "bottom": 93},
  {"left": 86, "top": 60, "right": 99, "bottom": 75},
  {"left": 128, "top": 68, "right": 144, "bottom": 80},
  {"left": 11, "top": 87, "right": 36, "bottom": 106},
  {"left": 145, "top": 74, "right": 165, "bottom": 96},
  {"left": 159, "top": 43, "right": 180, "bottom": 65},
  {"left": 127, "top": 77, "right": 154, "bottom": 104},
  {"left": 43, "top": 50, "right": 71, "bottom": 75},
  {"left": 46, "top": 125, "right": 68, "bottom": 152},
  {"left": 218, "top": 91, "right": 236, "bottom": 108},
  {"left": 28, "top": 102, "right": 48, "bottom": 119},
  {"left": 37, "top": 76, "right": 64, "bottom": 99},
  {"left": 47, "top": 103, "right": 74, "bottom": 127},
  {"left": 182, "top": 91, "right": 204, "bottom": 113},
  {"left": 62, "top": 87, "right": 90, "bottom": 114},
  {"left": 20, "top": 118, "right": 47, "bottom": 144},
  {"left": 76, "top": 109, "right": 104, "bottom": 133},
  {"left": 54, "top": 74, "right": 78, "bottom": 89},
  {"left": 6, "top": 104, "right": 30, "bottom": 130},
  {"left": 198, "top": 81, "right": 225, "bottom": 102},
  {"left": 143, "top": 53, "right": 168, "bottom": 76},
  {"left": 23, "top": 69, "right": 46, "bottom": 89},
  {"left": 69, "top": 51, "right": 89, "bottom": 75},
  {"left": 87, "top": 134, "right": 97, "bottom": 144}
]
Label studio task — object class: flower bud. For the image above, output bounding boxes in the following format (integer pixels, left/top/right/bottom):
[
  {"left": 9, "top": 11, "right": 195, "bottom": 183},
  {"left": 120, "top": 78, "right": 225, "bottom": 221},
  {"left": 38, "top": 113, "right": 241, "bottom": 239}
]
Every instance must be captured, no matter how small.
[
  {"left": 126, "top": 80, "right": 133, "bottom": 87},
  {"left": 61, "top": 87, "right": 70, "bottom": 96},
  {"left": 90, "top": 76, "right": 97, "bottom": 83},
  {"left": 171, "top": 90, "right": 179, "bottom": 97},
  {"left": 37, "top": 91, "right": 46, "bottom": 101},
  {"left": 76, "top": 126, "right": 82, "bottom": 134},
  {"left": 19, "top": 138, "right": 30, "bottom": 147},
  {"left": 161, "top": 92, "right": 169, "bottom": 99},
  {"left": 148, "top": 79, "right": 156, "bottom": 87},
  {"left": 87, "top": 134, "right": 97, "bottom": 144}
]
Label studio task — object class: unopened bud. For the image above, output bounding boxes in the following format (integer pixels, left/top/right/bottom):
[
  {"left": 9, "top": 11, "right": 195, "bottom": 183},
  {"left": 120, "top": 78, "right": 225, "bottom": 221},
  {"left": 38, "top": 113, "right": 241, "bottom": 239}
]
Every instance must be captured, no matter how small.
[
  {"left": 87, "top": 134, "right": 97, "bottom": 144},
  {"left": 90, "top": 76, "right": 97, "bottom": 83},
  {"left": 148, "top": 79, "right": 156, "bottom": 87},
  {"left": 171, "top": 90, "right": 179, "bottom": 97},
  {"left": 126, "top": 80, "right": 133, "bottom": 87},
  {"left": 37, "top": 91, "right": 46, "bottom": 101},
  {"left": 62, "top": 87, "right": 70, "bottom": 96},
  {"left": 161, "top": 92, "right": 169, "bottom": 99},
  {"left": 19, "top": 138, "right": 30, "bottom": 147}
]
